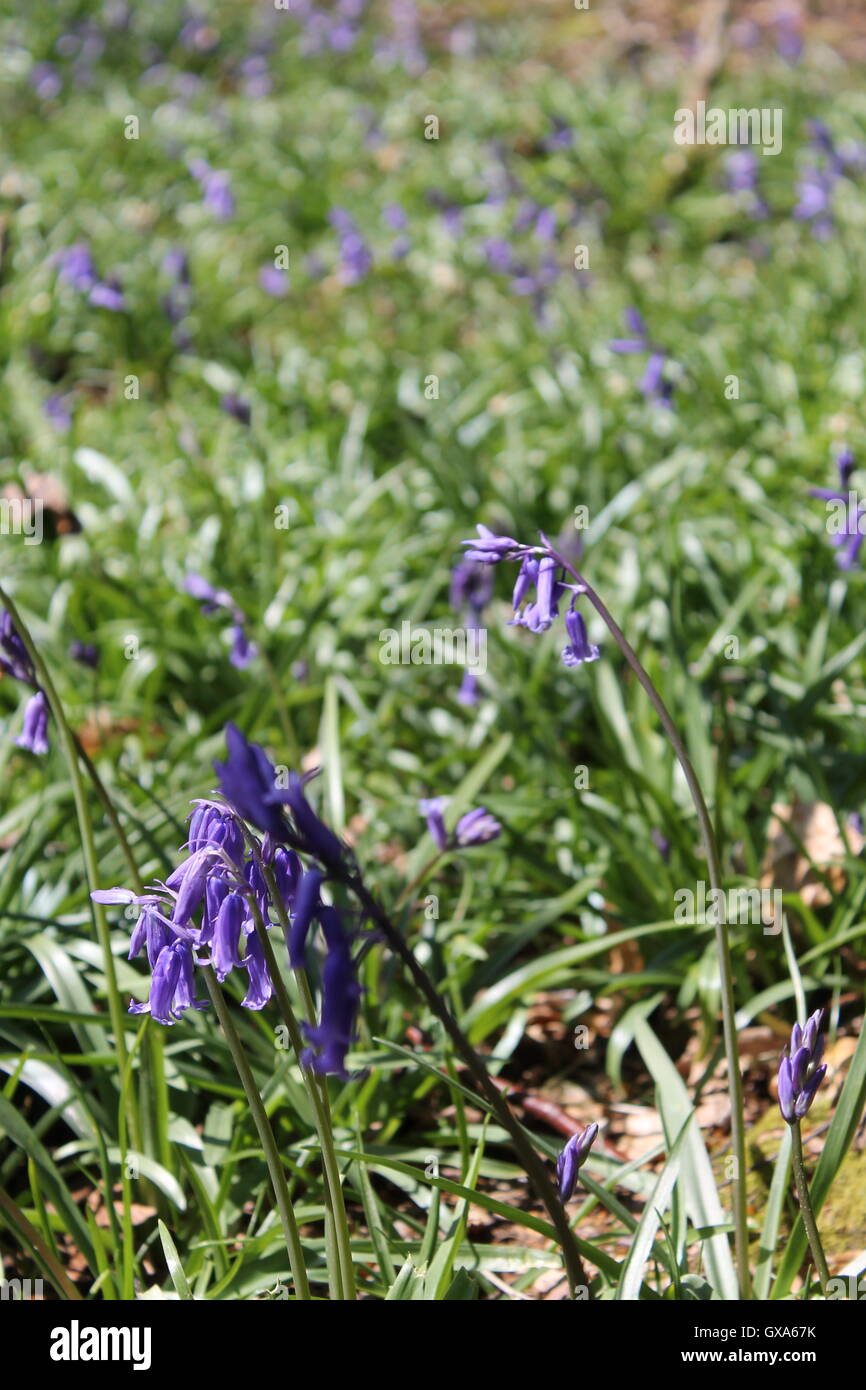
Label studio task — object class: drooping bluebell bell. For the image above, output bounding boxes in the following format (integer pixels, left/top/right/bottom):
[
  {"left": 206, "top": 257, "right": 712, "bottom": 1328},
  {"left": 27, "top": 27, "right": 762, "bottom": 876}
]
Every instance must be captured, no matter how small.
[
  {"left": 16, "top": 691, "right": 50, "bottom": 755},
  {"left": 461, "top": 524, "right": 523, "bottom": 565},
  {"left": 287, "top": 866, "right": 324, "bottom": 968},
  {"left": 556, "top": 1122, "right": 599, "bottom": 1202},
  {"left": 561, "top": 607, "right": 600, "bottom": 668},
  {"left": 778, "top": 1009, "right": 827, "bottom": 1123},
  {"left": 300, "top": 905, "right": 361, "bottom": 1078}
]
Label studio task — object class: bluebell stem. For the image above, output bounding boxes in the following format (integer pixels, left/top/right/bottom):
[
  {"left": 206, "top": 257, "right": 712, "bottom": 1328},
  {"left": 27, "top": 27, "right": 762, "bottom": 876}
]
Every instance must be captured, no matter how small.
[
  {"left": 778, "top": 1008, "right": 827, "bottom": 1122},
  {"left": 556, "top": 1122, "right": 599, "bottom": 1202}
]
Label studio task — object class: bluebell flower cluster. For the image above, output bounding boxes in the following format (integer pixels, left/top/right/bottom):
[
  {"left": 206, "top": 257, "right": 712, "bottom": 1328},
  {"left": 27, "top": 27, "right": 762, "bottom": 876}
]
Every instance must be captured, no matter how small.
[
  {"left": 778, "top": 1008, "right": 827, "bottom": 1123},
  {"left": 92, "top": 724, "right": 363, "bottom": 1077},
  {"left": 1, "top": 610, "right": 50, "bottom": 755},
  {"left": 460, "top": 527, "right": 601, "bottom": 670}
]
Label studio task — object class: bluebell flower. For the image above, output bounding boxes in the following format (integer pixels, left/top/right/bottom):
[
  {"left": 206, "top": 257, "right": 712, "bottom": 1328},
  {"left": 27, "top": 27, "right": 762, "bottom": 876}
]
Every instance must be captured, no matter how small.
[
  {"left": 778, "top": 1009, "right": 826, "bottom": 1122},
  {"left": 556, "top": 1122, "right": 599, "bottom": 1202},
  {"left": 301, "top": 907, "right": 361, "bottom": 1078},
  {"left": 561, "top": 608, "right": 600, "bottom": 668},
  {"left": 213, "top": 723, "right": 290, "bottom": 840},
  {"left": 16, "top": 690, "right": 50, "bottom": 755},
  {"left": 461, "top": 524, "right": 523, "bottom": 564},
  {"left": 184, "top": 573, "right": 257, "bottom": 667},
  {"left": 287, "top": 867, "right": 324, "bottom": 968},
  {"left": 260, "top": 265, "right": 288, "bottom": 297},
  {"left": 418, "top": 797, "right": 501, "bottom": 850}
]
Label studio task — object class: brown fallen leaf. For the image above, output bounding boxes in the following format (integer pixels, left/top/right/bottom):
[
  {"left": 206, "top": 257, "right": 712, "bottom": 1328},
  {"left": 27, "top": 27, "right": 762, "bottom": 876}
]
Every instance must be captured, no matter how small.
[{"left": 761, "top": 800, "right": 864, "bottom": 910}]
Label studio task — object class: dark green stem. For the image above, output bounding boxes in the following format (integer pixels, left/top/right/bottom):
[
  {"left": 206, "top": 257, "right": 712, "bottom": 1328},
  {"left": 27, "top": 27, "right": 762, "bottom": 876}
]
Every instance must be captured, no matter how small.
[{"left": 790, "top": 1121, "right": 830, "bottom": 1295}]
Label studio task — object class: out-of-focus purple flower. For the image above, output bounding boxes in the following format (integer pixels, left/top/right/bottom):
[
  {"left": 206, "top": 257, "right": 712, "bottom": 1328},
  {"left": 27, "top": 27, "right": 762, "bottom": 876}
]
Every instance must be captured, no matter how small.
[
  {"left": 556, "top": 1122, "right": 599, "bottom": 1202},
  {"left": 219, "top": 393, "right": 251, "bottom": 426},
  {"left": 0, "top": 610, "right": 36, "bottom": 685},
  {"left": 483, "top": 238, "right": 512, "bottom": 273},
  {"left": 534, "top": 207, "right": 557, "bottom": 242},
  {"left": 774, "top": 11, "right": 803, "bottom": 63},
  {"left": 652, "top": 828, "right": 671, "bottom": 861},
  {"left": 89, "top": 277, "right": 125, "bottom": 312},
  {"left": 284, "top": 772, "right": 345, "bottom": 868},
  {"left": 609, "top": 309, "right": 675, "bottom": 407},
  {"left": 561, "top": 607, "right": 600, "bottom": 667},
  {"left": 329, "top": 208, "right": 372, "bottom": 284},
  {"left": 301, "top": 906, "right": 361, "bottom": 1078},
  {"left": 544, "top": 117, "right": 573, "bottom": 152},
  {"left": 450, "top": 556, "right": 493, "bottom": 615},
  {"left": 809, "top": 451, "right": 864, "bottom": 570},
  {"left": 419, "top": 796, "right": 448, "bottom": 851},
  {"left": 16, "top": 690, "right": 50, "bottom": 755},
  {"left": 383, "top": 203, "right": 407, "bottom": 231},
  {"left": 185, "top": 573, "right": 257, "bottom": 665},
  {"left": 418, "top": 797, "right": 502, "bottom": 851},
  {"left": 725, "top": 151, "right": 768, "bottom": 219},
  {"left": 836, "top": 445, "right": 856, "bottom": 488},
  {"left": 778, "top": 1008, "right": 826, "bottom": 1122},
  {"left": 228, "top": 624, "right": 257, "bottom": 669},
  {"left": 287, "top": 866, "right": 323, "bottom": 968},
  {"left": 69, "top": 640, "right": 99, "bottom": 668},
  {"left": 214, "top": 723, "right": 290, "bottom": 840},
  {"left": 189, "top": 160, "right": 234, "bottom": 221},
  {"left": 30, "top": 63, "right": 62, "bottom": 100},
  {"left": 260, "top": 265, "right": 288, "bottom": 297},
  {"left": 454, "top": 807, "right": 501, "bottom": 846},
  {"left": 55, "top": 243, "right": 97, "bottom": 292},
  {"left": 43, "top": 394, "right": 72, "bottom": 434}
]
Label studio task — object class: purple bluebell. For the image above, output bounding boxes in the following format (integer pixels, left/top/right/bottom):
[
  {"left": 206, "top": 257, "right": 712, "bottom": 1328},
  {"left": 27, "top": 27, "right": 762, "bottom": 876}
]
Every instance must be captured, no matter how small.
[
  {"left": 68, "top": 641, "right": 98, "bottom": 668},
  {"left": 561, "top": 608, "right": 600, "bottom": 668},
  {"left": 30, "top": 63, "right": 62, "bottom": 100},
  {"left": 2, "top": 612, "right": 50, "bottom": 755},
  {"left": 219, "top": 393, "right": 251, "bottom": 426},
  {"left": 16, "top": 690, "right": 50, "bottom": 755},
  {"left": 189, "top": 160, "right": 234, "bottom": 221},
  {"left": 609, "top": 309, "right": 675, "bottom": 408},
  {"left": 725, "top": 151, "right": 768, "bottom": 219},
  {"left": 809, "top": 451, "right": 864, "bottom": 570},
  {"left": 214, "top": 723, "right": 290, "bottom": 840},
  {"left": 301, "top": 907, "right": 361, "bottom": 1078},
  {"left": 240, "top": 929, "right": 273, "bottom": 1010},
  {"left": 329, "top": 208, "right": 372, "bottom": 284},
  {"left": 544, "top": 117, "right": 573, "bottom": 152},
  {"left": 89, "top": 277, "right": 125, "bottom": 312},
  {"left": 209, "top": 892, "right": 245, "bottom": 982},
  {"left": 454, "top": 807, "right": 501, "bottom": 847},
  {"left": 556, "top": 1122, "right": 598, "bottom": 1202},
  {"left": 778, "top": 1009, "right": 827, "bottom": 1122},
  {"left": 43, "top": 394, "right": 72, "bottom": 434},
  {"left": 419, "top": 797, "right": 501, "bottom": 850},
  {"left": 287, "top": 867, "right": 323, "bottom": 968},
  {"left": 461, "top": 523, "right": 523, "bottom": 564},
  {"left": 260, "top": 265, "right": 288, "bottom": 297},
  {"left": 129, "top": 938, "right": 206, "bottom": 1024},
  {"left": 55, "top": 244, "right": 96, "bottom": 292},
  {"left": 185, "top": 574, "right": 257, "bottom": 666},
  {"left": 284, "top": 772, "right": 345, "bottom": 868}
]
